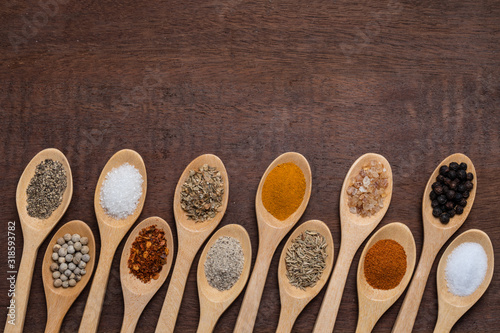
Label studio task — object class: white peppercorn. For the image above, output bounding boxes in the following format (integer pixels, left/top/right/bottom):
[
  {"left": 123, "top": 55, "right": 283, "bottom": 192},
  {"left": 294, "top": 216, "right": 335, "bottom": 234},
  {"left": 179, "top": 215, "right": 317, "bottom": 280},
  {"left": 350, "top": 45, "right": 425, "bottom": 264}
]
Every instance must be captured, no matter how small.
[
  {"left": 69, "top": 279, "right": 76, "bottom": 287},
  {"left": 80, "top": 237, "right": 88, "bottom": 245},
  {"left": 58, "top": 257, "right": 66, "bottom": 264},
  {"left": 82, "top": 254, "right": 90, "bottom": 263},
  {"left": 62, "top": 243, "right": 68, "bottom": 249},
  {"left": 80, "top": 269, "right": 87, "bottom": 276},
  {"left": 59, "top": 263, "right": 68, "bottom": 272},
  {"left": 75, "top": 275, "right": 82, "bottom": 282},
  {"left": 81, "top": 246, "right": 89, "bottom": 255},
  {"left": 58, "top": 248, "right": 67, "bottom": 257},
  {"left": 62, "top": 281, "right": 69, "bottom": 288},
  {"left": 68, "top": 263, "right": 76, "bottom": 271},
  {"left": 53, "top": 244, "right": 61, "bottom": 252},
  {"left": 64, "top": 269, "right": 72, "bottom": 277},
  {"left": 75, "top": 252, "right": 82, "bottom": 260},
  {"left": 70, "top": 273, "right": 75, "bottom": 280},
  {"left": 52, "top": 271, "right": 61, "bottom": 279},
  {"left": 63, "top": 233, "right": 72, "bottom": 242},
  {"left": 72, "top": 234, "right": 80, "bottom": 243},
  {"left": 60, "top": 274, "right": 68, "bottom": 281},
  {"left": 67, "top": 241, "right": 73, "bottom": 246},
  {"left": 50, "top": 263, "right": 58, "bottom": 271},
  {"left": 74, "top": 242, "right": 82, "bottom": 251},
  {"left": 67, "top": 245, "right": 75, "bottom": 254},
  {"left": 74, "top": 268, "right": 81, "bottom": 275},
  {"left": 54, "top": 279, "right": 62, "bottom": 287},
  {"left": 65, "top": 254, "right": 73, "bottom": 262},
  {"left": 52, "top": 253, "right": 59, "bottom": 261},
  {"left": 78, "top": 261, "right": 86, "bottom": 269},
  {"left": 57, "top": 237, "right": 65, "bottom": 245},
  {"left": 73, "top": 257, "right": 81, "bottom": 265}
]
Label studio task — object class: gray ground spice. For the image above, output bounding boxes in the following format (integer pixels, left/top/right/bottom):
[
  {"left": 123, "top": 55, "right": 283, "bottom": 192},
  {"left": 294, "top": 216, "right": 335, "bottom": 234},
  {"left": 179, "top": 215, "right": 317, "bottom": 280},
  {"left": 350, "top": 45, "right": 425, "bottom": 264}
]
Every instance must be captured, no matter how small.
[
  {"left": 204, "top": 236, "right": 244, "bottom": 291},
  {"left": 26, "top": 159, "right": 67, "bottom": 219}
]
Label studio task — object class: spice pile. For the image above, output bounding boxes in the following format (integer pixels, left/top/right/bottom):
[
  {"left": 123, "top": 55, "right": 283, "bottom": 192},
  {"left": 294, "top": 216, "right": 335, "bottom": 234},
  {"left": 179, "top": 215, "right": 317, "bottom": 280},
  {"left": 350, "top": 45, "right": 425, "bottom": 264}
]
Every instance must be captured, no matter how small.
[
  {"left": 180, "top": 164, "right": 224, "bottom": 222},
  {"left": 285, "top": 230, "right": 328, "bottom": 290},
  {"left": 128, "top": 225, "right": 169, "bottom": 283},
  {"left": 364, "top": 239, "right": 406, "bottom": 290},
  {"left": 100, "top": 163, "right": 144, "bottom": 220},
  {"left": 347, "top": 160, "right": 389, "bottom": 217},
  {"left": 262, "top": 162, "right": 306, "bottom": 221},
  {"left": 430, "top": 162, "right": 474, "bottom": 224},
  {"left": 204, "top": 236, "right": 244, "bottom": 291},
  {"left": 50, "top": 234, "right": 90, "bottom": 288},
  {"left": 26, "top": 159, "right": 67, "bottom": 219},
  {"left": 445, "top": 242, "right": 487, "bottom": 296}
]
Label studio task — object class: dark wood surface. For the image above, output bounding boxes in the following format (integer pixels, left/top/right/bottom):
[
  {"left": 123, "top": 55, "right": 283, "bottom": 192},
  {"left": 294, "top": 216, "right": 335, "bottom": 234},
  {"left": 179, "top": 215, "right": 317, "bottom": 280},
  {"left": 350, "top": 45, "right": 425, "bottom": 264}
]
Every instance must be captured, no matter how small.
[{"left": 1, "top": 0, "right": 499, "bottom": 332}]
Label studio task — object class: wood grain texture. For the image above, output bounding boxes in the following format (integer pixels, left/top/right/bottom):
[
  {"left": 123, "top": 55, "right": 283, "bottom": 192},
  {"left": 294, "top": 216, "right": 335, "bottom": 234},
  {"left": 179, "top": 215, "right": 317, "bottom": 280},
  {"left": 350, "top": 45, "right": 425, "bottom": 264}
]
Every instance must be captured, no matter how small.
[{"left": 0, "top": 0, "right": 499, "bottom": 332}]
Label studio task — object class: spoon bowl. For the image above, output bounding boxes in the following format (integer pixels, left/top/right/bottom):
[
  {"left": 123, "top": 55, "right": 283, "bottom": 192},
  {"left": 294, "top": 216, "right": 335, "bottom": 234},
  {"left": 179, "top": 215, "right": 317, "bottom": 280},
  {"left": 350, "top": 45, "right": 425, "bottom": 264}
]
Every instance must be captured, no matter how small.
[
  {"left": 393, "top": 153, "right": 477, "bottom": 333},
  {"left": 434, "top": 229, "right": 494, "bottom": 333},
  {"left": 156, "top": 154, "right": 229, "bottom": 333},
  {"left": 5, "top": 148, "right": 73, "bottom": 333},
  {"left": 276, "top": 220, "right": 334, "bottom": 333},
  {"left": 356, "top": 222, "right": 416, "bottom": 333},
  {"left": 314, "top": 153, "right": 393, "bottom": 333},
  {"left": 196, "top": 224, "right": 252, "bottom": 333},
  {"left": 235, "top": 152, "right": 312, "bottom": 333},
  {"left": 42, "top": 220, "right": 96, "bottom": 333},
  {"left": 120, "top": 216, "right": 174, "bottom": 333},
  {"left": 80, "top": 149, "right": 147, "bottom": 333}
]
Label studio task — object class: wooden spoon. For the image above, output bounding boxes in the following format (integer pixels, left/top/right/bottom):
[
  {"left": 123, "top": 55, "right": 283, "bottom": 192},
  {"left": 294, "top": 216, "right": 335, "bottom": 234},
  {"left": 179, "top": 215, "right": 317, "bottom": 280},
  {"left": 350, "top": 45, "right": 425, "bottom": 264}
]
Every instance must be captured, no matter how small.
[
  {"left": 4, "top": 148, "right": 73, "bottom": 333},
  {"left": 119, "top": 216, "right": 175, "bottom": 333},
  {"left": 79, "top": 149, "right": 147, "bottom": 333},
  {"left": 313, "top": 153, "right": 393, "bottom": 333},
  {"left": 196, "top": 224, "right": 252, "bottom": 333},
  {"left": 155, "top": 154, "right": 229, "bottom": 333},
  {"left": 42, "top": 220, "right": 96, "bottom": 333},
  {"left": 393, "top": 153, "right": 477, "bottom": 333},
  {"left": 355, "top": 222, "right": 416, "bottom": 333},
  {"left": 434, "top": 229, "right": 494, "bottom": 333},
  {"left": 276, "top": 220, "right": 334, "bottom": 333},
  {"left": 234, "top": 152, "right": 312, "bottom": 333}
]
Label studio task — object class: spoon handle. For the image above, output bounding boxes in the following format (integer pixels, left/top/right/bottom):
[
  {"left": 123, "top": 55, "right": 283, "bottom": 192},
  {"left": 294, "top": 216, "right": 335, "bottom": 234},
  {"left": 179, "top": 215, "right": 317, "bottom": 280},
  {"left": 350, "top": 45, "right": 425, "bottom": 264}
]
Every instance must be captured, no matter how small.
[
  {"left": 156, "top": 250, "right": 195, "bottom": 333},
  {"left": 433, "top": 313, "right": 455, "bottom": 333},
  {"left": 44, "top": 302, "right": 67, "bottom": 333},
  {"left": 79, "top": 249, "right": 115, "bottom": 333},
  {"left": 4, "top": 241, "right": 38, "bottom": 333},
  {"left": 275, "top": 303, "right": 302, "bottom": 333},
  {"left": 196, "top": 307, "right": 219, "bottom": 333},
  {"left": 313, "top": 244, "right": 357, "bottom": 333},
  {"left": 234, "top": 246, "right": 273, "bottom": 333},
  {"left": 392, "top": 243, "right": 436, "bottom": 333},
  {"left": 120, "top": 303, "right": 143, "bottom": 333}
]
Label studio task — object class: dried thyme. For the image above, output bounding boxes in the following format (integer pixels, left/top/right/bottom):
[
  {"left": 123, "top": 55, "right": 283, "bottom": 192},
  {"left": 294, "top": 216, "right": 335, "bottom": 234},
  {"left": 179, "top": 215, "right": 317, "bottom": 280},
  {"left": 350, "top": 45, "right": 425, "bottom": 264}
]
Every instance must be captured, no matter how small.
[
  {"left": 285, "top": 230, "right": 327, "bottom": 290},
  {"left": 180, "top": 164, "right": 224, "bottom": 222},
  {"left": 26, "top": 159, "right": 67, "bottom": 219},
  {"left": 204, "top": 236, "right": 244, "bottom": 291}
]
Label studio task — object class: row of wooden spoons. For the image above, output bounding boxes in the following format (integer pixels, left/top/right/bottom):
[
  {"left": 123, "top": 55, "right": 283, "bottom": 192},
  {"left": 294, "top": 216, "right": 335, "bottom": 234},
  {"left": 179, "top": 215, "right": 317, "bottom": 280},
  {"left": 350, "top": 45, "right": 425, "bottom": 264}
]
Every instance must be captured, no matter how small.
[{"left": 4, "top": 149, "right": 494, "bottom": 333}]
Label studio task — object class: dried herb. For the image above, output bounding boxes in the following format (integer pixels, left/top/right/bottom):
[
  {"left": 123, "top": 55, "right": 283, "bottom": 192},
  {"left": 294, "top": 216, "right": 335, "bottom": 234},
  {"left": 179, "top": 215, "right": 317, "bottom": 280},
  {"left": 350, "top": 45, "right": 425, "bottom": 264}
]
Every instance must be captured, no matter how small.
[
  {"left": 26, "top": 159, "right": 67, "bottom": 219},
  {"left": 285, "top": 230, "right": 327, "bottom": 290},
  {"left": 180, "top": 164, "right": 224, "bottom": 222},
  {"left": 128, "top": 225, "right": 169, "bottom": 283},
  {"left": 204, "top": 236, "right": 244, "bottom": 291}
]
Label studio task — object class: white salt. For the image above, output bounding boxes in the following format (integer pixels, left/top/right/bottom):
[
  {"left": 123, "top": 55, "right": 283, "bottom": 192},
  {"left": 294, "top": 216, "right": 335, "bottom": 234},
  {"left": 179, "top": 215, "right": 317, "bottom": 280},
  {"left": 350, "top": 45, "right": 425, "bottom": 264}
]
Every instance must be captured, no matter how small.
[
  {"left": 100, "top": 163, "right": 143, "bottom": 220},
  {"left": 445, "top": 242, "right": 487, "bottom": 297}
]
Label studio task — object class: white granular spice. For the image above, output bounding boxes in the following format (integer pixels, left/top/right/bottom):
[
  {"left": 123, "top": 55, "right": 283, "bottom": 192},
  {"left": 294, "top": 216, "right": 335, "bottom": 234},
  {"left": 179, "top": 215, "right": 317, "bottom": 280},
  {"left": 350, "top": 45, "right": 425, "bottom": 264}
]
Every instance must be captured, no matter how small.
[
  {"left": 204, "top": 236, "right": 244, "bottom": 291},
  {"left": 445, "top": 242, "right": 488, "bottom": 297},
  {"left": 100, "top": 163, "right": 143, "bottom": 220}
]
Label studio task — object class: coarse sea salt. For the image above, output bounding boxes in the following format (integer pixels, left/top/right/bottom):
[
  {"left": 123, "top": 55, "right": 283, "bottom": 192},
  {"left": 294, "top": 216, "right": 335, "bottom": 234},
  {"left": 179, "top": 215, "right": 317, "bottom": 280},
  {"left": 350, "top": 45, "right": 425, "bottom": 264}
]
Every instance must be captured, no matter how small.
[
  {"left": 100, "top": 163, "right": 143, "bottom": 220},
  {"left": 445, "top": 242, "right": 487, "bottom": 297}
]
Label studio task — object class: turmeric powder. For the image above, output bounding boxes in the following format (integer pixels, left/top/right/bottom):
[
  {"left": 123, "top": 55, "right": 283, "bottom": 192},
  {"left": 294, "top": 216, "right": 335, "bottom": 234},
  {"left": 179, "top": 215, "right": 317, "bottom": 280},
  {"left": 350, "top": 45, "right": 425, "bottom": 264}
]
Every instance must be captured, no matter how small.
[{"left": 262, "top": 162, "right": 306, "bottom": 220}]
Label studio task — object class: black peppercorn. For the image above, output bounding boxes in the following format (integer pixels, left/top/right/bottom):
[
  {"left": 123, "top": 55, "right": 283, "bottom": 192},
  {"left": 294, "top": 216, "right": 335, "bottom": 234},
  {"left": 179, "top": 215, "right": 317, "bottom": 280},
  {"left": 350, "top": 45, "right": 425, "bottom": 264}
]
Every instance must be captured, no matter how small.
[
  {"left": 437, "top": 174, "right": 445, "bottom": 182},
  {"left": 432, "top": 200, "right": 439, "bottom": 208},
  {"left": 433, "top": 207, "right": 442, "bottom": 217},
  {"left": 467, "top": 172, "right": 474, "bottom": 181},
  {"left": 455, "top": 205, "right": 464, "bottom": 215},
  {"left": 454, "top": 192, "right": 463, "bottom": 202},
  {"left": 444, "top": 178, "right": 451, "bottom": 185},
  {"left": 448, "top": 170, "right": 457, "bottom": 180},
  {"left": 432, "top": 182, "right": 440, "bottom": 189},
  {"left": 430, "top": 191, "right": 437, "bottom": 200},
  {"left": 446, "top": 190, "right": 455, "bottom": 200},
  {"left": 439, "top": 165, "right": 449, "bottom": 175},
  {"left": 437, "top": 195, "right": 447, "bottom": 205},
  {"left": 445, "top": 201, "right": 454, "bottom": 211},
  {"left": 457, "top": 184, "right": 466, "bottom": 193},
  {"left": 460, "top": 162, "right": 467, "bottom": 170},
  {"left": 443, "top": 185, "right": 449, "bottom": 193},
  {"left": 465, "top": 181, "right": 473, "bottom": 191},
  {"left": 449, "top": 209, "right": 456, "bottom": 218},
  {"left": 449, "top": 162, "right": 459, "bottom": 171},
  {"left": 457, "top": 169, "right": 467, "bottom": 180},
  {"left": 459, "top": 198, "right": 467, "bottom": 207},
  {"left": 440, "top": 213, "right": 450, "bottom": 224},
  {"left": 440, "top": 205, "right": 447, "bottom": 212},
  {"left": 449, "top": 181, "right": 457, "bottom": 190},
  {"left": 434, "top": 185, "right": 444, "bottom": 195},
  {"left": 462, "top": 191, "right": 469, "bottom": 199}
]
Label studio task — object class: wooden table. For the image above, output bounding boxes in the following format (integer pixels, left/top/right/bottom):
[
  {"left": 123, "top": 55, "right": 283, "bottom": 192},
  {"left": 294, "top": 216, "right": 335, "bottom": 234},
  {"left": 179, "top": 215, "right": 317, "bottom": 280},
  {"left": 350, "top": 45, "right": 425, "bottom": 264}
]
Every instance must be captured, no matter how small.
[{"left": 1, "top": 0, "right": 499, "bottom": 332}]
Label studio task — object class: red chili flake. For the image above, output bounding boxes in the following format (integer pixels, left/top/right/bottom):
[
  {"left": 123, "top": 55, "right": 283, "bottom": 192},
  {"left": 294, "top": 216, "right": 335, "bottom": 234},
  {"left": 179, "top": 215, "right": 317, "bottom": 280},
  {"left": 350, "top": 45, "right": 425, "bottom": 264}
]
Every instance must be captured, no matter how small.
[{"left": 127, "top": 225, "right": 169, "bottom": 283}]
